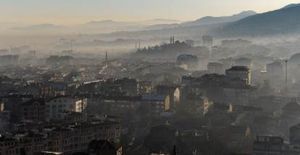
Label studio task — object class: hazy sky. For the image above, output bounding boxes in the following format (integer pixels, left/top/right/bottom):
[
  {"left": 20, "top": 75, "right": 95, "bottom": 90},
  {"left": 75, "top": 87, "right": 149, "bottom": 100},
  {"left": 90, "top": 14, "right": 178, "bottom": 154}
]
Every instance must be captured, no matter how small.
[{"left": 1, "top": 0, "right": 299, "bottom": 25}]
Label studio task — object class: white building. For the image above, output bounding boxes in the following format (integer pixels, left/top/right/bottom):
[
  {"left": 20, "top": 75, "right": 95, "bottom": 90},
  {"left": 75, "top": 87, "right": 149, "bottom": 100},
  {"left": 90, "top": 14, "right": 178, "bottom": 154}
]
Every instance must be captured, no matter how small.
[{"left": 46, "top": 96, "right": 87, "bottom": 120}]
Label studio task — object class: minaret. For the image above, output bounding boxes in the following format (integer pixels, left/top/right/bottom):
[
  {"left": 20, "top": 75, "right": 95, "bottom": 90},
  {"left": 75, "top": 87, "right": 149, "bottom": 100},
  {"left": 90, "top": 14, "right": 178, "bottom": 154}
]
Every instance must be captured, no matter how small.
[
  {"left": 172, "top": 145, "right": 176, "bottom": 155},
  {"left": 173, "top": 36, "right": 175, "bottom": 44},
  {"left": 105, "top": 51, "right": 108, "bottom": 66},
  {"left": 170, "top": 36, "right": 175, "bottom": 44},
  {"left": 285, "top": 59, "right": 288, "bottom": 89}
]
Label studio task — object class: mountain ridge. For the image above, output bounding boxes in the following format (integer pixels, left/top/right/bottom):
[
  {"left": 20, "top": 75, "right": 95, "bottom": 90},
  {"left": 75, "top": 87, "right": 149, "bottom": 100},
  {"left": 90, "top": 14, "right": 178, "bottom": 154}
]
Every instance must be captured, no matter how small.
[
  {"left": 182, "top": 10, "right": 256, "bottom": 26},
  {"left": 219, "top": 4, "right": 300, "bottom": 36}
]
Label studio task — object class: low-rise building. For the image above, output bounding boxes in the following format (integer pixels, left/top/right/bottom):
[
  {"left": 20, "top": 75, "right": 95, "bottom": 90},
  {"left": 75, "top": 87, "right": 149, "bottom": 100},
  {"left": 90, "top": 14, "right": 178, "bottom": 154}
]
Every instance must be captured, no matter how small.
[
  {"left": 88, "top": 140, "right": 123, "bottom": 155},
  {"left": 138, "top": 81, "right": 153, "bottom": 95},
  {"left": 226, "top": 66, "right": 251, "bottom": 85},
  {"left": 0, "top": 120, "right": 121, "bottom": 155},
  {"left": 101, "top": 96, "right": 142, "bottom": 115},
  {"left": 0, "top": 133, "right": 47, "bottom": 155},
  {"left": 155, "top": 85, "right": 180, "bottom": 108},
  {"left": 290, "top": 124, "right": 300, "bottom": 145},
  {"left": 253, "top": 136, "right": 285, "bottom": 155},
  {"left": 207, "top": 62, "right": 224, "bottom": 74},
  {"left": 142, "top": 94, "right": 170, "bottom": 114}
]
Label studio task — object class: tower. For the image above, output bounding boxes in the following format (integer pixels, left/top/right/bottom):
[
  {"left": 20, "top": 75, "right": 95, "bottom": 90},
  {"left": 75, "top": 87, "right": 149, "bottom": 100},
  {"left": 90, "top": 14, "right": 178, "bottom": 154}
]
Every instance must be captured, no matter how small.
[
  {"left": 105, "top": 51, "right": 108, "bottom": 66},
  {"left": 170, "top": 36, "right": 175, "bottom": 44},
  {"left": 138, "top": 40, "right": 141, "bottom": 50},
  {"left": 285, "top": 59, "right": 288, "bottom": 89}
]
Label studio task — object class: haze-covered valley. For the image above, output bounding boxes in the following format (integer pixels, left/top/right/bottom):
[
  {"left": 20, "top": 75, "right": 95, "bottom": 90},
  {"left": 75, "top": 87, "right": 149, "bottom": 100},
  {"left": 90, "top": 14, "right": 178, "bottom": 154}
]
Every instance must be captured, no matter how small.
[
  {"left": 1, "top": 4, "right": 300, "bottom": 59},
  {"left": 3, "top": 2, "right": 300, "bottom": 155}
]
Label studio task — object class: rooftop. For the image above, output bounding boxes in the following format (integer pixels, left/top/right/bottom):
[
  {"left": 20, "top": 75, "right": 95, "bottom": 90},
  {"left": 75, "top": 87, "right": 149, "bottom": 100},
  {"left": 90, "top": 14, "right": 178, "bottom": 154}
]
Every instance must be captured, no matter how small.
[{"left": 226, "top": 66, "right": 249, "bottom": 72}]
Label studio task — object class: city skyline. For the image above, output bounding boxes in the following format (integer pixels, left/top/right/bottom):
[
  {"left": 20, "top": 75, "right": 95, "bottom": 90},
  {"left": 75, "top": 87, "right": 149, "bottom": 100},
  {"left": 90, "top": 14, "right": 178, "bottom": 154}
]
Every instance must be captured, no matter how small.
[{"left": 1, "top": 0, "right": 299, "bottom": 25}]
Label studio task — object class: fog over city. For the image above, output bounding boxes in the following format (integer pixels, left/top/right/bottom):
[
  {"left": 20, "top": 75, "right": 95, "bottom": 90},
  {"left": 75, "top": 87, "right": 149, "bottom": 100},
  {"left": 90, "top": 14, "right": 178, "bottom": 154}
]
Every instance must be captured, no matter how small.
[{"left": 1, "top": 1, "right": 300, "bottom": 155}]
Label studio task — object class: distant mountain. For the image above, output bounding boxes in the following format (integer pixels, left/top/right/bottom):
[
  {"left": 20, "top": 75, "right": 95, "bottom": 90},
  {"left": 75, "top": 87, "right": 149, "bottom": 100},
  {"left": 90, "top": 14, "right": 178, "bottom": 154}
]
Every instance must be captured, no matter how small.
[
  {"left": 182, "top": 11, "right": 256, "bottom": 26},
  {"left": 81, "top": 19, "right": 180, "bottom": 33},
  {"left": 13, "top": 24, "right": 64, "bottom": 31},
  {"left": 81, "top": 20, "right": 142, "bottom": 32},
  {"left": 97, "top": 11, "right": 257, "bottom": 39},
  {"left": 10, "top": 23, "right": 70, "bottom": 35},
  {"left": 144, "top": 11, "right": 256, "bottom": 30},
  {"left": 142, "top": 19, "right": 180, "bottom": 25},
  {"left": 0, "top": 22, "right": 27, "bottom": 33},
  {"left": 145, "top": 23, "right": 180, "bottom": 30},
  {"left": 85, "top": 20, "right": 136, "bottom": 27},
  {"left": 98, "top": 23, "right": 221, "bottom": 40},
  {"left": 220, "top": 4, "right": 300, "bottom": 36},
  {"left": 9, "top": 19, "right": 180, "bottom": 34},
  {"left": 282, "top": 3, "right": 300, "bottom": 9}
]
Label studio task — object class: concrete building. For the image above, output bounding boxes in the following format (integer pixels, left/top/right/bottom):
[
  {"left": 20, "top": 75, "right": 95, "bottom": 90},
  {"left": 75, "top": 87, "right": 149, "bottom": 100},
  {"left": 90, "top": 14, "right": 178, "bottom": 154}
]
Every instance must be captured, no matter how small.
[
  {"left": 226, "top": 66, "right": 251, "bottom": 85},
  {"left": 46, "top": 96, "right": 87, "bottom": 121},
  {"left": 114, "top": 78, "right": 138, "bottom": 96},
  {"left": 290, "top": 124, "right": 300, "bottom": 145},
  {"left": 253, "top": 136, "right": 284, "bottom": 155},
  {"left": 100, "top": 96, "right": 142, "bottom": 115},
  {"left": 0, "top": 133, "right": 47, "bottom": 155},
  {"left": 155, "top": 85, "right": 180, "bottom": 108},
  {"left": 267, "top": 61, "right": 284, "bottom": 76},
  {"left": 266, "top": 61, "right": 284, "bottom": 89},
  {"left": 88, "top": 140, "right": 123, "bottom": 155},
  {"left": 46, "top": 121, "right": 120, "bottom": 154},
  {"left": 223, "top": 86, "right": 256, "bottom": 105},
  {"left": 234, "top": 57, "right": 252, "bottom": 68},
  {"left": 137, "top": 81, "right": 153, "bottom": 95},
  {"left": 207, "top": 62, "right": 224, "bottom": 74},
  {"left": 142, "top": 94, "right": 170, "bottom": 114},
  {"left": 0, "top": 120, "right": 121, "bottom": 155},
  {"left": 202, "top": 35, "right": 213, "bottom": 47},
  {"left": 20, "top": 99, "right": 46, "bottom": 122},
  {"left": 0, "top": 55, "right": 19, "bottom": 66},
  {"left": 177, "top": 54, "right": 199, "bottom": 70}
]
